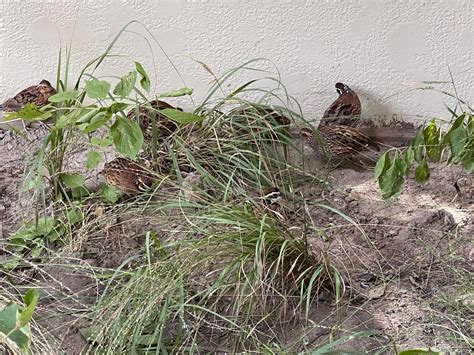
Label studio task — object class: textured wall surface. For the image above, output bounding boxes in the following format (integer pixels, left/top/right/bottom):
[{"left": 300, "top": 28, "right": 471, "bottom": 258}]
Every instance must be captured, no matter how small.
[{"left": 1, "top": 0, "right": 472, "bottom": 123}]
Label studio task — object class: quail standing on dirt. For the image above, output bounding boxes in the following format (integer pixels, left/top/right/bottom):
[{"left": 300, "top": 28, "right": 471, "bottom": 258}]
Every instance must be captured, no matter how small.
[
  {"left": 103, "top": 157, "right": 157, "bottom": 194},
  {"left": 300, "top": 125, "right": 379, "bottom": 160}
]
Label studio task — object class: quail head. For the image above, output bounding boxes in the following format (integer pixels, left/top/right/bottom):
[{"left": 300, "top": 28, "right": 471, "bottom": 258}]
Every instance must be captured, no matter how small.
[
  {"left": 2, "top": 80, "right": 56, "bottom": 112},
  {"left": 260, "top": 187, "right": 282, "bottom": 206},
  {"left": 103, "top": 157, "right": 157, "bottom": 194},
  {"left": 321, "top": 82, "right": 361, "bottom": 127},
  {"left": 127, "top": 99, "right": 182, "bottom": 141},
  {"left": 300, "top": 125, "right": 379, "bottom": 159}
]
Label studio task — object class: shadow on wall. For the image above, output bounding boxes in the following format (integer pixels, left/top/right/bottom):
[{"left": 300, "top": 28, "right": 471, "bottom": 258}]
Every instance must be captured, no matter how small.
[
  {"left": 358, "top": 88, "right": 398, "bottom": 126},
  {"left": 357, "top": 88, "right": 418, "bottom": 147}
]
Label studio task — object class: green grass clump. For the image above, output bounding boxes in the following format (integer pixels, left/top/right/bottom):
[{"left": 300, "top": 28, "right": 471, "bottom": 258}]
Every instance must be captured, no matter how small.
[{"left": 85, "top": 202, "right": 339, "bottom": 353}]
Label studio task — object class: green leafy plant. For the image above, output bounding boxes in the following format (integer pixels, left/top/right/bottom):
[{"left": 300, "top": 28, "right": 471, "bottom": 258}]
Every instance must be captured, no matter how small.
[
  {"left": 1, "top": 23, "right": 337, "bottom": 353},
  {"left": 0, "top": 289, "right": 39, "bottom": 353},
  {"left": 376, "top": 112, "right": 473, "bottom": 198}
]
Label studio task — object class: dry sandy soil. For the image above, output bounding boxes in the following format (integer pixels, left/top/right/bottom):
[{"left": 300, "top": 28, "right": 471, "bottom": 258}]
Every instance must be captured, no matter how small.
[{"left": 1, "top": 123, "right": 472, "bottom": 353}]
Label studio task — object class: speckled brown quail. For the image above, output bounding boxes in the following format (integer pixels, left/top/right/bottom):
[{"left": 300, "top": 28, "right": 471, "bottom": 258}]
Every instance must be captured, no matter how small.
[
  {"left": 232, "top": 106, "right": 291, "bottom": 126},
  {"left": 231, "top": 105, "right": 291, "bottom": 140},
  {"left": 300, "top": 125, "right": 379, "bottom": 159},
  {"left": 127, "top": 99, "right": 182, "bottom": 140},
  {"left": 103, "top": 157, "right": 156, "bottom": 194},
  {"left": 321, "top": 82, "right": 361, "bottom": 127},
  {"left": 1, "top": 80, "right": 56, "bottom": 112}
]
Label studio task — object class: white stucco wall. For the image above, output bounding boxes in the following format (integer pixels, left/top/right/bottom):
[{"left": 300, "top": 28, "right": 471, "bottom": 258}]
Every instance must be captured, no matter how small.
[{"left": 1, "top": 0, "right": 472, "bottom": 123}]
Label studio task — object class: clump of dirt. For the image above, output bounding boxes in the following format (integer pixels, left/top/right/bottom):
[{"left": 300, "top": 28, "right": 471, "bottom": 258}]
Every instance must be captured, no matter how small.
[{"left": 1, "top": 124, "right": 472, "bottom": 353}]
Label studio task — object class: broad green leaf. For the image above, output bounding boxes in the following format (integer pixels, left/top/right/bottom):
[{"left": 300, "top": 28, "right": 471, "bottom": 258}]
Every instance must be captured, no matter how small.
[
  {"left": 110, "top": 116, "right": 144, "bottom": 159},
  {"left": 9, "top": 227, "right": 34, "bottom": 239},
  {"left": 158, "top": 87, "right": 193, "bottom": 98},
  {"left": 47, "top": 223, "right": 66, "bottom": 242},
  {"left": 113, "top": 71, "right": 137, "bottom": 99},
  {"left": 134, "top": 61, "right": 150, "bottom": 92},
  {"left": 101, "top": 184, "right": 120, "bottom": 203},
  {"left": 52, "top": 115, "right": 70, "bottom": 130},
  {"left": 85, "top": 79, "right": 111, "bottom": 100},
  {"left": 7, "top": 236, "right": 27, "bottom": 252},
  {"left": 423, "top": 120, "right": 442, "bottom": 162},
  {"left": 86, "top": 151, "right": 102, "bottom": 170},
  {"left": 379, "top": 154, "right": 405, "bottom": 199},
  {"left": 71, "top": 186, "right": 90, "bottom": 199},
  {"left": 8, "top": 228, "right": 36, "bottom": 252},
  {"left": 60, "top": 173, "right": 85, "bottom": 189},
  {"left": 0, "top": 303, "right": 30, "bottom": 352},
  {"left": 75, "top": 107, "right": 100, "bottom": 124},
  {"left": 35, "top": 218, "right": 57, "bottom": 235},
  {"left": 412, "top": 127, "right": 425, "bottom": 163},
  {"left": 67, "top": 207, "right": 84, "bottom": 225},
  {"left": 17, "top": 289, "right": 39, "bottom": 328},
  {"left": 459, "top": 136, "right": 473, "bottom": 171},
  {"left": 16, "top": 103, "right": 52, "bottom": 121},
  {"left": 403, "top": 146, "right": 415, "bottom": 175},
  {"left": 466, "top": 113, "right": 473, "bottom": 134},
  {"left": 48, "top": 90, "right": 80, "bottom": 103},
  {"left": 442, "top": 114, "right": 465, "bottom": 145},
  {"left": 160, "top": 109, "right": 203, "bottom": 124},
  {"left": 0, "top": 257, "right": 22, "bottom": 270},
  {"left": 31, "top": 240, "right": 45, "bottom": 258},
  {"left": 396, "top": 155, "right": 408, "bottom": 176},
  {"left": 415, "top": 159, "right": 430, "bottom": 183},
  {"left": 90, "top": 136, "right": 113, "bottom": 148},
  {"left": 445, "top": 124, "right": 467, "bottom": 158},
  {"left": 374, "top": 151, "right": 390, "bottom": 180},
  {"left": 108, "top": 102, "right": 128, "bottom": 113},
  {"left": 0, "top": 111, "right": 19, "bottom": 122},
  {"left": 82, "top": 109, "right": 112, "bottom": 133}
]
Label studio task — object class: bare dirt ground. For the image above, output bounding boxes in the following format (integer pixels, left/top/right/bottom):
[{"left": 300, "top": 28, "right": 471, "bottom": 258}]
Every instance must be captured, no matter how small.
[{"left": 1, "top": 124, "right": 472, "bottom": 353}]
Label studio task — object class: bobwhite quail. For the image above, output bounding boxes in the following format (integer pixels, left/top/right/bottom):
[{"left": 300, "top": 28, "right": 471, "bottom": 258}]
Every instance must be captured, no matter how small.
[
  {"left": 260, "top": 186, "right": 288, "bottom": 220},
  {"left": 103, "top": 157, "right": 156, "bottom": 194},
  {"left": 321, "top": 82, "right": 361, "bottom": 127},
  {"left": 232, "top": 106, "right": 291, "bottom": 126},
  {"left": 127, "top": 99, "right": 182, "bottom": 141},
  {"left": 300, "top": 125, "right": 379, "bottom": 159},
  {"left": 1, "top": 80, "right": 56, "bottom": 112},
  {"left": 231, "top": 105, "right": 291, "bottom": 141},
  {"left": 260, "top": 187, "right": 282, "bottom": 206}
]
